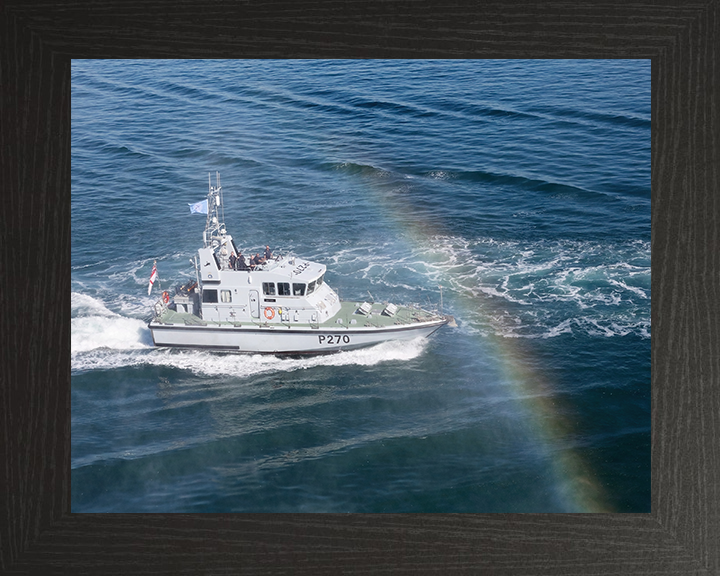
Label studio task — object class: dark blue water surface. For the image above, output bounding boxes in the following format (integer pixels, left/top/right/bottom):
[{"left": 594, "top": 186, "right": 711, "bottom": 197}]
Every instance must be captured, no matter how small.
[{"left": 71, "top": 60, "right": 650, "bottom": 512}]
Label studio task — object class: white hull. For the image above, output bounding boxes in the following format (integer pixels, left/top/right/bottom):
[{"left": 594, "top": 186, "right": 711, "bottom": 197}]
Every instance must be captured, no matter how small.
[{"left": 149, "top": 319, "right": 447, "bottom": 354}]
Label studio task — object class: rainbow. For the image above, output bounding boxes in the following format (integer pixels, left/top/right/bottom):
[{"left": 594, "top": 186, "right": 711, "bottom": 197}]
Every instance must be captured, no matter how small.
[{"left": 358, "top": 165, "right": 612, "bottom": 512}]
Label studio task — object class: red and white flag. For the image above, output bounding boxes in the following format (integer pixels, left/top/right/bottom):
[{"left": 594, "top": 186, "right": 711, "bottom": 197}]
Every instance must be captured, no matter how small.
[{"left": 148, "top": 261, "right": 158, "bottom": 295}]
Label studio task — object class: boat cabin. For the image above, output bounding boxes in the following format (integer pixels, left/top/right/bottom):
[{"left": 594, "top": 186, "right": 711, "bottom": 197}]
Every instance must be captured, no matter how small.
[{"left": 189, "top": 238, "right": 341, "bottom": 326}]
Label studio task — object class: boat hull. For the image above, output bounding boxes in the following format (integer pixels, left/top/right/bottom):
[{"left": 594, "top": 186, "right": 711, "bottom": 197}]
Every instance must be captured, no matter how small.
[{"left": 148, "top": 318, "right": 448, "bottom": 354}]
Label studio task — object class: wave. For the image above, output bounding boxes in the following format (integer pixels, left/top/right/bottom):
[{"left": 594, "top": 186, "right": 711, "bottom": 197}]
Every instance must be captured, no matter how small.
[
  {"left": 325, "top": 161, "right": 646, "bottom": 208},
  {"left": 72, "top": 316, "right": 153, "bottom": 354},
  {"left": 326, "top": 161, "right": 396, "bottom": 180},
  {"left": 72, "top": 293, "right": 153, "bottom": 354},
  {"left": 493, "top": 316, "right": 651, "bottom": 340},
  {"left": 525, "top": 104, "right": 651, "bottom": 130},
  {"left": 428, "top": 168, "right": 633, "bottom": 204},
  {"left": 72, "top": 328, "right": 429, "bottom": 375},
  {"left": 410, "top": 97, "right": 649, "bottom": 132},
  {"left": 348, "top": 96, "right": 442, "bottom": 121},
  {"left": 404, "top": 236, "right": 650, "bottom": 340},
  {"left": 297, "top": 234, "right": 651, "bottom": 341}
]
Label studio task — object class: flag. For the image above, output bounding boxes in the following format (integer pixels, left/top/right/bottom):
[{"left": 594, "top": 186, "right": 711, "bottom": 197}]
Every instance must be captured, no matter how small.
[
  {"left": 148, "top": 261, "right": 158, "bottom": 295},
  {"left": 188, "top": 199, "right": 208, "bottom": 214}
]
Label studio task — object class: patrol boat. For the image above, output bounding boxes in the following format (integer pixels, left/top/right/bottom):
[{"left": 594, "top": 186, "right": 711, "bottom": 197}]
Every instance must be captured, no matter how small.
[{"left": 148, "top": 173, "right": 453, "bottom": 354}]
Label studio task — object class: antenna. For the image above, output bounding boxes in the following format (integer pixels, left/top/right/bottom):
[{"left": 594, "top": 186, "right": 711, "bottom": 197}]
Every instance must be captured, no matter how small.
[
  {"left": 205, "top": 173, "right": 212, "bottom": 247},
  {"left": 217, "top": 171, "right": 225, "bottom": 227}
]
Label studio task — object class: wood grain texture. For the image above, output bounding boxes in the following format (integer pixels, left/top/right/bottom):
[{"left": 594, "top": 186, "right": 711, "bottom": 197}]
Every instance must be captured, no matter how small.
[{"left": 1, "top": 1, "right": 717, "bottom": 574}]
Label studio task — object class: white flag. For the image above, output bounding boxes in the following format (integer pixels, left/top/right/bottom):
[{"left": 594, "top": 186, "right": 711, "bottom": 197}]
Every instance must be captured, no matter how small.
[
  {"left": 188, "top": 199, "right": 208, "bottom": 214},
  {"left": 148, "top": 261, "right": 158, "bottom": 295}
]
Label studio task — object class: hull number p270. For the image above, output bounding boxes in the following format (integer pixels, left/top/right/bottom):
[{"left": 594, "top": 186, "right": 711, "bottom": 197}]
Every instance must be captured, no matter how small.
[{"left": 318, "top": 334, "right": 351, "bottom": 345}]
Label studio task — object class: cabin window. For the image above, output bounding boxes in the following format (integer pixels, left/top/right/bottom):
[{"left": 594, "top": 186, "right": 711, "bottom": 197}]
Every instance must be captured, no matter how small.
[
  {"left": 317, "top": 274, "right": 324, "bottom": 287},
  {"left": 293, "top": 283, "right": 305, "bottom": 296},
  {"left": 220, "top": 290, "right": 232, "bottom": 303},
  {"left": 262, "top": 282, "right": 276, "bottom": 296},
  {"left": 202, "top": 289, "right": 218, "bottom": 303},
  {"left": 307, "top": 280, "right": 316, "bottom": 295},
  {"left": 277, "top": 283, "right": 291, "bottom": 296}
]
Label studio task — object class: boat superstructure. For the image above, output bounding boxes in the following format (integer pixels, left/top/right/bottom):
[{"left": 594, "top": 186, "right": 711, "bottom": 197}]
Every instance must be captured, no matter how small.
[{"left": 148, "top": 173, "right": 453, "bottom": 354}]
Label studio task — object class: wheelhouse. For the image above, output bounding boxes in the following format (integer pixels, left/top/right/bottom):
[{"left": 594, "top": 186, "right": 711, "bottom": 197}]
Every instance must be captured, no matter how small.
[{"left": 261, "top": 274, "right": 325, "bottom": 298}]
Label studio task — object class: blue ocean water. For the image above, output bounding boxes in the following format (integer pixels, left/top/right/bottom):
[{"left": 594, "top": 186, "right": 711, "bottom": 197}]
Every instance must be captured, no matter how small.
[{"left": 71, "top": 60, "right": 650, "bottom": 513}]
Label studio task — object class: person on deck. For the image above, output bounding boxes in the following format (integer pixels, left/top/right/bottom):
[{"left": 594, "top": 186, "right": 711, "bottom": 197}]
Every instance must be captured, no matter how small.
[
  {"left": 264, "top": 245, "right": 273, "bottom": 261},
  {"left": 236, "top": 252, "right": 249, "bottom": 271},
  {"left": 228, "top": 252, "right": 237, "bottom": 270}
]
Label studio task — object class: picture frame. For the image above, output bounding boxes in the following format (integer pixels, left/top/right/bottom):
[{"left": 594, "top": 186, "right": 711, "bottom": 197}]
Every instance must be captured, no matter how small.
[{"left": 1, "top": 1, "right": 716, "bottom": 573}]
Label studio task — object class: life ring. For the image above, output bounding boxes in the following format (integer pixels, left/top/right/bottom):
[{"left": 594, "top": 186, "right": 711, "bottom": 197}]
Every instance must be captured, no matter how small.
[
  {"left": 162, "top": 291, "right": 170, "bottom": 304},
  {"left": 264, "top": 307, "right": 275, "bottom": 320}
]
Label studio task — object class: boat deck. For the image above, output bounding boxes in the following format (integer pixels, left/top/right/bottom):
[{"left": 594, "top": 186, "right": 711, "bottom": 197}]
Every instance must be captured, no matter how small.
[{"left": 152, "top": 300, "right": 443, "bottom": 329}]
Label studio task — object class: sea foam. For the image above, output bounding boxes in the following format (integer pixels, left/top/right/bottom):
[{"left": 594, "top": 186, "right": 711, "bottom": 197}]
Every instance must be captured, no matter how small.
[{"left": 72, "top": 292, "right": 153, "bottom": 354}]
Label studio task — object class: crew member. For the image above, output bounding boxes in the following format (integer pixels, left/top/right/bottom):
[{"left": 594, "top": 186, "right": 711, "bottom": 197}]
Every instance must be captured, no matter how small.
[{"left": 236, "top": 252, "right": 249, "bottom": 270}]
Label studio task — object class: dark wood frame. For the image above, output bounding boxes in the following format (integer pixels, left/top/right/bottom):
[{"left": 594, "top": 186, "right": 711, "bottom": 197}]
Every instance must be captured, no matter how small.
[{"left": 2, "top": 2, "right": 717, "bottom": 574}]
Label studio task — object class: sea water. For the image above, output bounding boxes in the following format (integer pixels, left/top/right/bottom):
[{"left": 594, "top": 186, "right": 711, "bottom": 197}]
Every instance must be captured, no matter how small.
[{"left": 71, "top": 60, "right": 650, "bottom": 512}]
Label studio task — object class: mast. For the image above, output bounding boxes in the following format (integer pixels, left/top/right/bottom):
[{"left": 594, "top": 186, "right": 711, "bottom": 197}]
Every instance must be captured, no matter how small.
[{"left": 203, "top": 171, "right": 226, "bottom": 249}]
